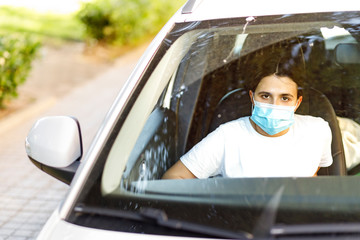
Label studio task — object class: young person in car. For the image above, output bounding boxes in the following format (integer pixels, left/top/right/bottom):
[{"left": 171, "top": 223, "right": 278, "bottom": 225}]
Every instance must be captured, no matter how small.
[{"left": 162, "top": 50, "right": 333, "bottom": 179}]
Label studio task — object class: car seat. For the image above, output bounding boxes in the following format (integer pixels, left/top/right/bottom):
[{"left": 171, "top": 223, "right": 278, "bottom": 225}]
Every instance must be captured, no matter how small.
[{"left": 208, "top": 87, "right": 347, "bottom": 176}]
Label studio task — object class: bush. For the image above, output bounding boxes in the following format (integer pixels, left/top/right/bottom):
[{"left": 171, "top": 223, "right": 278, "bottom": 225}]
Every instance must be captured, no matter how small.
[
  {"left": 77, "top": 0, "right": 185, "bottom": 46},
  {"left": 0, "top": 34, "right": 41, "bottom": 108}
]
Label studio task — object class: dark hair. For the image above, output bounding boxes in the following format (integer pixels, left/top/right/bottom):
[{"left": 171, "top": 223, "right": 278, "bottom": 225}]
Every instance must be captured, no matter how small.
[{"left": 243, "top": 42, "right": 305, "bottom": 98}]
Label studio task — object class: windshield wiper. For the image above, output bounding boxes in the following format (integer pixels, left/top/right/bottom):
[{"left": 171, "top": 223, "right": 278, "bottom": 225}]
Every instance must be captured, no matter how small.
[
  {"left": 139, "top": 207, "right": 253, "bottom": 239},
  {"left": 74, "top": 204, "right": 253, "bottom": 239}
]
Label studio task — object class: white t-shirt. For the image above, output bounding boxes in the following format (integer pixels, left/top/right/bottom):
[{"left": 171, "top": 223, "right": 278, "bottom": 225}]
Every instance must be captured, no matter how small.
[{"left": 181, "top": 115, "right": 333, "bottom": 178}]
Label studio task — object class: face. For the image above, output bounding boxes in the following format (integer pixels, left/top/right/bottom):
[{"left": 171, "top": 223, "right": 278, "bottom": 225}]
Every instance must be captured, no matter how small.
[{"left": 249, "top": 74, "right": 302, "bottom": 110}]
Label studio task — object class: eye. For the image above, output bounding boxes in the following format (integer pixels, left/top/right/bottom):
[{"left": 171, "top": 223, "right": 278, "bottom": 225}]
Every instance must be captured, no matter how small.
[
  {"left": 281, "top": 96, "right": 289, "bottom": 101},
  {"left": 261, "top": 94, "right": 270, "bottom": 99}
]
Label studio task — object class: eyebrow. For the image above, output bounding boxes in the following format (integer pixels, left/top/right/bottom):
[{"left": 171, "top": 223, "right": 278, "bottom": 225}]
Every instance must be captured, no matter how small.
[
  {"left": 257, "top": 91, "right": 271, "bottom": 95},
  {"left": 280, "top": 93, "right": 295, "bottom": 98},
  {"left": 257, "top": 91, "right": 295, "bottom": 98}
]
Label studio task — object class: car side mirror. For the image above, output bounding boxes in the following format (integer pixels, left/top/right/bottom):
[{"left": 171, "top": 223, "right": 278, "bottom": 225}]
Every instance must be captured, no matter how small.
[
  {"left": 335, "top": 43, "right": 360, "bottom": 65},
  {"left": 25, "top": 116, "right": 83, "bottom": 184}
]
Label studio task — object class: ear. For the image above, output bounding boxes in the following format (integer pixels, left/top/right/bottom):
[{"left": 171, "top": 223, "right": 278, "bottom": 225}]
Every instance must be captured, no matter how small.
[
  {"left": 249, "top": 90, "right": 254, "bottom": 104},
  {"left": 294, "top": 96, "right": 303, "bottom": 112}
]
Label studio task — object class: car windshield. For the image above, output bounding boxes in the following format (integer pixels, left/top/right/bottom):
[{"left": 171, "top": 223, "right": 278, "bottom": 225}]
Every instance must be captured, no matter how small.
[{"left": 70, "top": 11, "right": 360, "bottom": 238}]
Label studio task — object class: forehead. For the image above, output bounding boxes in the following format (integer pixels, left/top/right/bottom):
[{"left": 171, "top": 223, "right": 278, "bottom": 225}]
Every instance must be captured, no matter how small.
[{"left": 256, "top": 75, "right": 298, "bottom": 94}]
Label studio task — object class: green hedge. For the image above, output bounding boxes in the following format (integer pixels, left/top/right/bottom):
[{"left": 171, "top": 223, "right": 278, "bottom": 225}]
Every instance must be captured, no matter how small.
[
  {"left": 77, "top": 0, "right": 185, "bottom": 46},
  {"left": 0, "top": 34, "right": 41, "bottom": 108}
]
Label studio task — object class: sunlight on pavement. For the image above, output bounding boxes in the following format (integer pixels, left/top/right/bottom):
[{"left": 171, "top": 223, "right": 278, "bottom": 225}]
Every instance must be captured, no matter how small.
[{"left": 0, "top": 0, "right": 90, "bottom": 14}]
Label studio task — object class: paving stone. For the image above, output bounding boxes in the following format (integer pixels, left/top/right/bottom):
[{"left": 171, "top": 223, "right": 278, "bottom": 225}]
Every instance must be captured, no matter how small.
[
  {"left": 12, "top": 229, "right": 34, "bottom": 238},
  {"left": 1, "top": 222, "right": 23, "bottom": 230},
  {"left": 19, "top": 223, "right": 43, "bottom": 231},
  {"left": 0, "top": 228, "right": 14, "bottom": 236},
  {"left": 7, "top": 236, "right": 27, "bottom": 240}
]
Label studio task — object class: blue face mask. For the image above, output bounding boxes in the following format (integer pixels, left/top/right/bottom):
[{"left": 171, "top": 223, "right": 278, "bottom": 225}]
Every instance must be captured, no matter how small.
[{"left": 250, "top": 100, "right": 297, "bottom": 135}]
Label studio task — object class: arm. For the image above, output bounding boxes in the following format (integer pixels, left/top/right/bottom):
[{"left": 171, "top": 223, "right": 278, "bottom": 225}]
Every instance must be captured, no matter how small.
[
  {"left": 162, "top": 160, "right": 197, "bottom": 179},
  {"left": 313, "top": 167, "right": 320, "bottom": 177},
  {"left": 163, "top": 124, "right": 225, "bottom": 180}
]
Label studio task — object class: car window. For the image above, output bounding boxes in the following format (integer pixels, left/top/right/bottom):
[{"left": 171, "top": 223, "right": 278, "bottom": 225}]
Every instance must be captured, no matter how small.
[{"left": 70, "top": 11, "right": 360, "bottom": 237}]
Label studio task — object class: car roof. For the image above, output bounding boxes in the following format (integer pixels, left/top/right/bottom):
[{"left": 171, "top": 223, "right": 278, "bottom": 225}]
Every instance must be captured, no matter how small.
[{"left": 178, "top": 0, "right": 360, "bottom": 22}]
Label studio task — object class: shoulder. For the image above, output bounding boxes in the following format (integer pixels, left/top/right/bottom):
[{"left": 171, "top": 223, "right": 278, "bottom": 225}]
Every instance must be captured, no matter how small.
[
  {"left": 218, "top": 116, "right": 250, "bottom": 131},
  {"left": 209, "top": 117, "right": 251, "bottom": 138},
  {"left": 294, "top": 114, "right": 331, "bottom": 133},
  {"left": 295, "top": 114, "right": 328, "bottom": 125}
]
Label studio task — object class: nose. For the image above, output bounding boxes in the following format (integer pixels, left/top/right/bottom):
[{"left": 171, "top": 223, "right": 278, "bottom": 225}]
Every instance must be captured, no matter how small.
[
  {"left": 274, "top": 98, "right": 281, "bottom": 105},
  {"left": 270, "top": 96, "right": 286, "bottom": 105}
]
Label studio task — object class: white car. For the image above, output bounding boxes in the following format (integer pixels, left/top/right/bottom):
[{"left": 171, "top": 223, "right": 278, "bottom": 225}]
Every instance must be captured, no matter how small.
[{"left": 26, "top": 0, "right": 360, "bottom": 239}]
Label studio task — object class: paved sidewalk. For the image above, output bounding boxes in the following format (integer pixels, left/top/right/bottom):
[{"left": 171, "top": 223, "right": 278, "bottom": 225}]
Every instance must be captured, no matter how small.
[{"left": 0, "top": 45, "right": 146, "bottom": 240}]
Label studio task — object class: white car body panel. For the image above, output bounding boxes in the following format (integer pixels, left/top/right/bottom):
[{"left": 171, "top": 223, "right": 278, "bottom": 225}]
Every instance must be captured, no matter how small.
[{"left": 36, "top": 0, "right": 360, "bottom": 239}]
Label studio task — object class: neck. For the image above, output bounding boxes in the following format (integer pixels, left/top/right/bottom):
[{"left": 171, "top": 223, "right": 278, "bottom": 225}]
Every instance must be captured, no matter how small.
[{"left": 249, "top": 118, "right": 289, "bottom": 137}]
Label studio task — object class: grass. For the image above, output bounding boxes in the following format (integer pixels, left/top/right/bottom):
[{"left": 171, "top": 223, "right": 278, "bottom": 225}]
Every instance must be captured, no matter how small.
[{"left": 0, "top": 6, "right": 84, "bottom": 42}]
